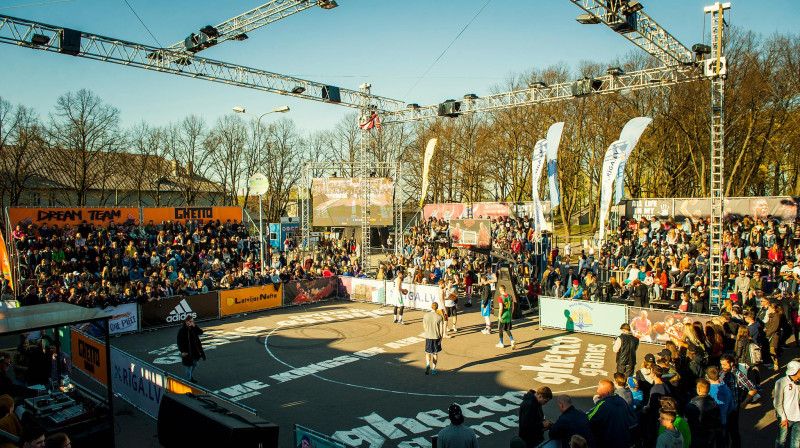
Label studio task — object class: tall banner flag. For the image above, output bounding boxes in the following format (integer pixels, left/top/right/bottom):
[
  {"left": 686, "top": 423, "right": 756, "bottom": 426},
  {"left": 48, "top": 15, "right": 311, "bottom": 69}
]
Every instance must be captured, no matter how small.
[
  {"left": 0, "top": 229, "right": 13, "bottom": 291},
  {"left": 531, "top": 139, "right": 548, "bottom": 231},
  {"left": 545, "top": 122, "right": 565, "bottom": 207},
  {"left": 599, "top": 140, "right": 631, "bottom": 241},
  {"left": 614, "top": 117, "right": 652, "bottom": 204},
  {"left": 419, "top": 138, "right": 438, "bottom": 207}
]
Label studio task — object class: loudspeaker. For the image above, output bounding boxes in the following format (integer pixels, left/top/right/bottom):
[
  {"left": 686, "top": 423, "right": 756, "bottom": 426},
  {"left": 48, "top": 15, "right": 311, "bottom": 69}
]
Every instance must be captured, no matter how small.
[
  {"left": 59, "top": 28, "right": 81, "bottom": 56},
  {"left": 322, "top": 85, "right": 341, "bottom": 103},
  {"left": 158, "top": 393, "right": 279, "bottom": 448}
]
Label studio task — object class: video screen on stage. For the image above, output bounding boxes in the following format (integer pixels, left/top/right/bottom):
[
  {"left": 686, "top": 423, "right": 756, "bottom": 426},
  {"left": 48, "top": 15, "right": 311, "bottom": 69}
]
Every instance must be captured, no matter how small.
[
  {"left": 312, "top": 178, "right": 393, "bottom": 226},
  {"left": 449, "top": 219, "right": 492, "bottom": 249}
]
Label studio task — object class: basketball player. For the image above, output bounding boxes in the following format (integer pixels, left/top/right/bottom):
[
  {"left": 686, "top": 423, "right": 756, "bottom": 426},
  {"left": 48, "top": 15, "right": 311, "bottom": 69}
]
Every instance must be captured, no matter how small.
[{"left": 394, "top": 272, "right": 407, "bottom": 324}]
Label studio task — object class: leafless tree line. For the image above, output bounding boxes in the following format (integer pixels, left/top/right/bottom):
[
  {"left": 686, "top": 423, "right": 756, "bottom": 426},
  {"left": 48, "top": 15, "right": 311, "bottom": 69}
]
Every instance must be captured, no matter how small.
[{"left": 0, "top": 30, "right": 797, "bottom": 234}]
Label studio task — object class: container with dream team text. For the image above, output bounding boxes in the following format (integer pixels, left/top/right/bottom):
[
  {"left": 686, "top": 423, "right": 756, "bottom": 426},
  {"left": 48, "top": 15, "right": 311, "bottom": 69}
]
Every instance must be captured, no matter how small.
[{"left": 140, "top": 292, "right": 219, "bottom": 329}]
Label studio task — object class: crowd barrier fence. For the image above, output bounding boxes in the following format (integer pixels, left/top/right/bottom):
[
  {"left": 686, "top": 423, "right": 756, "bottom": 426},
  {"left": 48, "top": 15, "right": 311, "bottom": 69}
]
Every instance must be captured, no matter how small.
[{"left": 538, "top": 295, "right": 720, "bottom": 345}]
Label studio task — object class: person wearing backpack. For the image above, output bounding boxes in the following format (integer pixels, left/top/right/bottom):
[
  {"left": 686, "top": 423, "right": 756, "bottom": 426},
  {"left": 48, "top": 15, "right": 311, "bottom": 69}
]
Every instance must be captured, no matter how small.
[{"left": 734, "top": 326, "right": 762, "bottom": 390}]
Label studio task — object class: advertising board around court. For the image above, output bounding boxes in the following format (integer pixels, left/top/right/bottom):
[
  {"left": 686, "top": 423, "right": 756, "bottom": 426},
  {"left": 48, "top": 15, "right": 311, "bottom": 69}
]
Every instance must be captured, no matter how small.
[
  {"left": 538, "top": 296, "right": 627, "bottom": 337},
  {"left": 385, "top": 282, "right": 440, "bottom": 310},
  {"left": 627, "top": 306, "right": 718, "bottom": 345},
  {"left": 140, "top": 292, "right": 218, "bottom": 329},
  {"left": 338, "top": 277, "right": 385, "bottom": 304},
  {"left": 295, "top": 425, "right": 346, "bottom": 448},
  {"left": 96, "top": 303, "right": 138, "bottom": 335},
  {"left": 284, "top": 277, "right": 338, "bottom": 306},
  {"left": 8, "top": 207, "right": 139, "bottom": 227},
  {"left": 219, "top": 284, "right": 282, "bottom": 317},
  {"left": 141, "top": 206, "right": 243, "bottom": 224},
  {"left": 70, "top": 329, "right": 108, "bottom": 386}
]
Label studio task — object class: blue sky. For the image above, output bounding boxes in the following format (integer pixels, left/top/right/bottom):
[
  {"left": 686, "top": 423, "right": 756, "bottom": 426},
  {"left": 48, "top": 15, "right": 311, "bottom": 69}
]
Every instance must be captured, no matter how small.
[{"left": 1, "top": 0, "right": 798, "bottom": 135}]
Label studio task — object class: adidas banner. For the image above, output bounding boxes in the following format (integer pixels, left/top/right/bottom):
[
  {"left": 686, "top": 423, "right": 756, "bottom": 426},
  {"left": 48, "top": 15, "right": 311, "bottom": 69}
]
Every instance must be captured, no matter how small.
[
  {"left": 140, "top": 292, "right": 219, "bottom": 329},
  {"left": 283, "top": 277, "right": 338, "bottom": 306}
]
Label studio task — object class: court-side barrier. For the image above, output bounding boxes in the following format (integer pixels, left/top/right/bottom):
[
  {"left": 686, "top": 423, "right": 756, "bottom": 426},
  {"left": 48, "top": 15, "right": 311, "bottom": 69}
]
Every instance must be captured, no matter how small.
[
  {"left": 109, "top": 276, "right": 343, "bottom": 333},
  {"left": 69, "top": 328, "right": 255, "bottom": 419},
  {"left": 539, "top": 295, "right": 720, "bottom": 344}
]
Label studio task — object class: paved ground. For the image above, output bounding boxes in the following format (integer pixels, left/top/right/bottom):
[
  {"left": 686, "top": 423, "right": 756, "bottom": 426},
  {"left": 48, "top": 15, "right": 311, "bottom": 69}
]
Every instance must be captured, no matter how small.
[{"left": 106, "top": 300, "right": 784, "bottom": 448}]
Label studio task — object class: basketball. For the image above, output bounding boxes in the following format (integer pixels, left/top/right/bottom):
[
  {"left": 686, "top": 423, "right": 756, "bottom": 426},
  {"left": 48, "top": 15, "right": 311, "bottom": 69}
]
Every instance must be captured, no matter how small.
[{"left": 401, "top": 289, "right": 408, "bottom": 295}]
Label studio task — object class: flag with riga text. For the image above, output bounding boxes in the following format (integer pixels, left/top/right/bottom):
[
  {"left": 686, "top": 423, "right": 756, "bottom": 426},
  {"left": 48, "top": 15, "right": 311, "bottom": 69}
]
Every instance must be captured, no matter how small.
[{"left": 360, "top": 112, "right": 381, "bottom": 131}]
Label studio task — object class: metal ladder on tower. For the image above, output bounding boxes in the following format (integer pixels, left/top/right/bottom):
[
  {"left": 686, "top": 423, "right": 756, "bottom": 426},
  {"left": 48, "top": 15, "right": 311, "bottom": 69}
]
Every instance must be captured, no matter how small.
[
  {"left": 359, "top": 84, "right": 372, "bottom": 273},
  {"left": 706, "top": 2, "right": 729, "bottom": 312}
]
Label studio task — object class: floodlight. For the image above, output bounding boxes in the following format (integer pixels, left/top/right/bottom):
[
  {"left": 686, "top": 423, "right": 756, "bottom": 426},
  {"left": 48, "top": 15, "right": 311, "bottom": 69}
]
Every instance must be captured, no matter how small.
[
  {"left": 463, "top": 93, "right": 478, "bottom": 100},
  {"left": 529, "top": 81, "right": 548, "bottom": 89},
  {"left": 624, "top": 1, "right": 643, "bottom": 14},
  {"left": 692, "top": 43, "right": 711, "bottom": 55},
  {"left": 576, "top": 14, "right": 601, "bottom": 24},
  {"left": 231, "top": 33, "right": 249, "bottom": 41},
  {"left": 406, "top": 103, "right": 420, "bottom": 109},
  {"left": 606, "top": 67, "right": 625, "bottom": 76},
  {"left": 291, "top": 86, "right": 306, "bottom": 94}
]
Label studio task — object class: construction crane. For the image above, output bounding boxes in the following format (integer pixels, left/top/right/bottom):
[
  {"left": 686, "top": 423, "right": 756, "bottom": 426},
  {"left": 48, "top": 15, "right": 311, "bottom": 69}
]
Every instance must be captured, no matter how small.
[
  {"left": 171, "top": 0, "right": 338, "bottom": 54},
  {"left": 0, "top": 14, "right": 406, "bottom": 113}
]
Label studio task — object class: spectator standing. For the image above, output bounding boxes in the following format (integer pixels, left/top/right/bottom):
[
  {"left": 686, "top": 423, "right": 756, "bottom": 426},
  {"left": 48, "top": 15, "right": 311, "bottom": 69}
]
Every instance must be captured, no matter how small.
[
  {"left": 613, "top": 323, "right": 639, "bottom": 377},
  {"left": 547, "top": 394, "right": 595, "bottom": 448},
  {"left": 518, "top": 386, "right": 552, "bottom": 448},
  {"left": 707, "top": 367, "right": 733, "bottom": 446},
  {"left": 720, "top": 354, "right": 758, "bottom": 448},
  {"left": 586, "top": 380, "right": 631, "bottom": 448},
  {"left": 684, "top": 378, "right": 722, "bottom": 448},
  {"left": 437, "top": 403, "right": 479, "bottom": 448},
  {"left": 656, "top": 411, "right": 684, "bottom": 448},
  {"left": 177, "top": 317, "right": 205, "bottom": 383},
  {"left": 773, "top": 360, "right": 800, "bottom": 448}
]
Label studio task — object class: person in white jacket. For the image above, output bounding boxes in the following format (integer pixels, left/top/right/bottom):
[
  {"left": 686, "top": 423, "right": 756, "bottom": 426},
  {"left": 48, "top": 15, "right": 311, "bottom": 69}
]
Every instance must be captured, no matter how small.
[{"left": 774, "top": 360, "right": 800, "bottom": 448}]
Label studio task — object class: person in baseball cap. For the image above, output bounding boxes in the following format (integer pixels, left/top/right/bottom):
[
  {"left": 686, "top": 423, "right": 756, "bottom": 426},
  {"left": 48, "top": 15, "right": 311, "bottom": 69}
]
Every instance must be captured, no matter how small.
[
  {"left": 437, "top": 403, "right": 478, "bottom": 446},
  {"left": 774, "top": 360, "right": 800, "bottom": 446}
]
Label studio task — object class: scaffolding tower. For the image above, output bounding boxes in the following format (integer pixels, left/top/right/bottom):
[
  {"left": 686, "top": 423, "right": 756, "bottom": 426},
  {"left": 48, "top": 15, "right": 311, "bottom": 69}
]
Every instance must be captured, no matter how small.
[{"left": 706, "top": 2, "right": 729, "bottom": 311}]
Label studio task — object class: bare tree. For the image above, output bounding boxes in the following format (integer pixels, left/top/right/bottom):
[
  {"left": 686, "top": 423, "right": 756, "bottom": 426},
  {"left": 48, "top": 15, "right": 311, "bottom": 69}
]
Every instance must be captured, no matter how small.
[
  {"left": 0, "top": 99, "right": 42, "bottom": 207},
  {"left": 47, "top": 89, "right": 122, "bottom": 206}
]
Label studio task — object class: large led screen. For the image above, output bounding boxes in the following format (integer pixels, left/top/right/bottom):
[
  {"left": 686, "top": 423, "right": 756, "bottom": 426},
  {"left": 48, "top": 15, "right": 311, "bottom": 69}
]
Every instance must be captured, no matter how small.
[
  {"left": 449, "top": 219, "right": 492, "bottom": 249},
  {"left": 312, "top": 178, "right": 393, "bottom": 226}
]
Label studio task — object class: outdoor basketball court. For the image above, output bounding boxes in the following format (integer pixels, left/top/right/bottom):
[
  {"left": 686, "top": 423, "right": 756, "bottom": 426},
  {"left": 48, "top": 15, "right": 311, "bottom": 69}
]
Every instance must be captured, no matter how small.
[{"left": 112, "top": 300, "right": 779, "bottom": 448}]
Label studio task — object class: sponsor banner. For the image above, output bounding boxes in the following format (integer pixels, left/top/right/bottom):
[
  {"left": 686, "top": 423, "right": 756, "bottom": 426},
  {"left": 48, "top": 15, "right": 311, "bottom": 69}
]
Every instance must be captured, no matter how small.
[
  {"left": 599, "top": 140, "right": 630, "bottom": 241},
  {"left": 339, "top": 277, "right": 385, "bottom": 304},
  {"left": 628, "top": 307, "right": 718, "bottom": 345},
  {"left": 385, "top": 282, "right": 440, "bottom": 310},
  {"left": 629, "top": 198, "right": 674, "bottom": 220},
  {"left": 140, "top": 293, "right": 218, "bottom": 329},
  {"left": 312, "top": 178, "right": 393, "bottom": 226},
  {"left": 141, "top": 206, "right": 243, "bottom": 225},
  {"left": 219, "top": 284, "right": 282, "bottom": 317},
  {"left": 622, "top": 196, "right": 799, "bottom": 223},
  {"left": 531, "top": 139, "right": 548, "bottom": 232},
  {"left": 538, "top": 296, "right": 627, "bottom": 337},
  {"left": 420, "top": 138, "right": 438, "bottom": 207},
  {"left": 70, "top": 329, "right": 109, "bottom": 386},
  {"left": 614, "top": 117, "right": 653, "bottom": 205},
  {"left": 9, "top": 207, "right": 139, "bottom": 227},
  {"left": 545, "top": 122, "right": 565, "bottom": 207},
  {"left": 111, "top": 347, "right": 167, "bottom": 418},
  {"left": 449, "top": 219, "right": 492, "bottom": 249},
  {"left": 284, "top": 277, "right": 338, "bottom": 306},
  {"left": 296, "top": 425, "right": 347, "bottom": 448},
  {"left": 96, "top": 303, "right": 138, "bottom": 335},
  {"left": 423, "top": 202, "right": 511, "bottom": 221}
]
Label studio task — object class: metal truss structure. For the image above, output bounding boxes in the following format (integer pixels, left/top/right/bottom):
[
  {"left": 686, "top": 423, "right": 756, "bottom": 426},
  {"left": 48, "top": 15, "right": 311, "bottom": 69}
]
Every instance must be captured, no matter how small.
[
  {"left": 383, "top": 64, "right": 705, "bottom": 123},
  {"left": 707, "top": 2, "right": 730, "bottom": 310},
  {"left": 0, "top": 14, "right": 406, "bottom": 113},
  {"left": 166, "top": 0, "right": 334, "bottom": 53}
]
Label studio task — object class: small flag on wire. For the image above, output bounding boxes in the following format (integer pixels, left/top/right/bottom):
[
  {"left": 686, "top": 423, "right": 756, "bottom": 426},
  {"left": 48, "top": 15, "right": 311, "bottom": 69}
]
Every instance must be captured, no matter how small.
[{"left": 360, "top": 112, "right": 381, "bottom": 131}]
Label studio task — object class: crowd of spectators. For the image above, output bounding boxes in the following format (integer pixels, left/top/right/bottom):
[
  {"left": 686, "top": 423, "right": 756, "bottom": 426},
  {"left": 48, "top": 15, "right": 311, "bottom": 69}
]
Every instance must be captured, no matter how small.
[{"left": 6, "top": 219, "right": 364, "bottom": 310}]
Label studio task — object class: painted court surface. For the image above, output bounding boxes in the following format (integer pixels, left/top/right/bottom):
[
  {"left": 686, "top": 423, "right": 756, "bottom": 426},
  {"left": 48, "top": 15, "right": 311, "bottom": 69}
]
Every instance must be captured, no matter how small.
[{"left": 113, "top": 300, "right": 779, "bottom": 448}]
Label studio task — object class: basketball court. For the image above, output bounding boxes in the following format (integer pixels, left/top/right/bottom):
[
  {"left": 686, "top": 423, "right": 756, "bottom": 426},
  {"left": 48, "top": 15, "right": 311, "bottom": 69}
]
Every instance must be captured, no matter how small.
[{"left": 110, "top": 299, "right": 780, "bottom": 447}]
